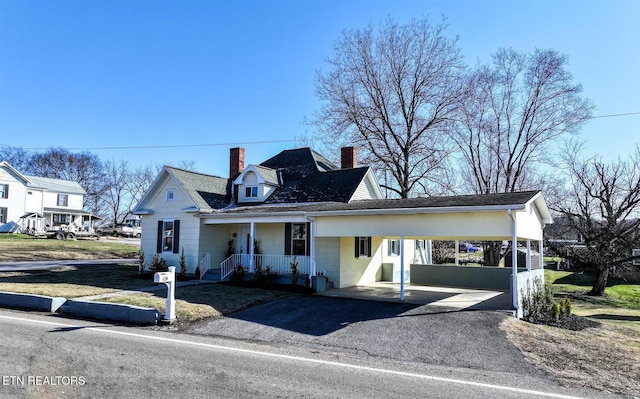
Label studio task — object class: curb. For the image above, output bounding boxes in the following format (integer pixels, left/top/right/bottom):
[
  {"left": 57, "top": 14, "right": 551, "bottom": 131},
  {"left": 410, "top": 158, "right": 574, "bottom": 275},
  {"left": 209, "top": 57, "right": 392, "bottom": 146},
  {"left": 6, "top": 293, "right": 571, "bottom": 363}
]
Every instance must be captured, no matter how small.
[
  {"left": 0, "top": 291, "right": 66, "bottom": 312},
  {"left": 60, "top": 300, "right": 162, "bottom": 325},
  {"left": 0, "top": 292, "right": 162, "bottom": 325}
]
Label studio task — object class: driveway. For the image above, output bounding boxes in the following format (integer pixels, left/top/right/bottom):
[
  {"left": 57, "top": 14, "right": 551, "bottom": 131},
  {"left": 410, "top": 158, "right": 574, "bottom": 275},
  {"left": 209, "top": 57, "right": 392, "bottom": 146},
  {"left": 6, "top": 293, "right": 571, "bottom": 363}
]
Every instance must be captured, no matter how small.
[{"left": 186, "top": 295, "right": 542, "bottom": 376}]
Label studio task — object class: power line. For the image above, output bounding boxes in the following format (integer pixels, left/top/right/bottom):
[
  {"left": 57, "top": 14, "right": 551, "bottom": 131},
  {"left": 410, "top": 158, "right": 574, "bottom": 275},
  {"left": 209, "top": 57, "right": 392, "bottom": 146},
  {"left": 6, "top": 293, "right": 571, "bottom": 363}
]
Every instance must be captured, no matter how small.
[
  {"left": 590, "top": 112, "right": 640, "bottom": 119},
  {"left": 1, "top": 112, "right": 637, "bottom": 153},
  {"left": 1, "top": 138, "right": 305, "bottom": 152}
]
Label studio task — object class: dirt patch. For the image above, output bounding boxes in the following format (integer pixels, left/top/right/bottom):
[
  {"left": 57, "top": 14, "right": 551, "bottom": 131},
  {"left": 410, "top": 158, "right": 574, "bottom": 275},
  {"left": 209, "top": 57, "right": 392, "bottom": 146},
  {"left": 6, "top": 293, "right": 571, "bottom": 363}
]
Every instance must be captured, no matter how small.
[{"left": 501, "top": 317, "right": 640, "bottom": 397}]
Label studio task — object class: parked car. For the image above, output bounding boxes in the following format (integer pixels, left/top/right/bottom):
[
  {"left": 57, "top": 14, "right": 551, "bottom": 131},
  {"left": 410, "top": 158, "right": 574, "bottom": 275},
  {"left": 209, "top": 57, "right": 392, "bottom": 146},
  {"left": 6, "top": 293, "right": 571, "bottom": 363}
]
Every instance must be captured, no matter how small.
[
  {"left": 458, "top": 242, "right": 479, "bottom": 253},
  {"left": 98, "top": 223, "right": 135, "bottom": 237}
]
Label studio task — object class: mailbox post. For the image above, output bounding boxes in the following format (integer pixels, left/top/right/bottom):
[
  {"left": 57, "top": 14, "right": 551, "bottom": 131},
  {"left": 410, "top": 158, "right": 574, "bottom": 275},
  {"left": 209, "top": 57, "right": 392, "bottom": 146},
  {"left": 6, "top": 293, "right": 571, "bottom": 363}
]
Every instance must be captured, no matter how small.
[{"left": 153, "top": 266, "right": 176, "bottom": 322}]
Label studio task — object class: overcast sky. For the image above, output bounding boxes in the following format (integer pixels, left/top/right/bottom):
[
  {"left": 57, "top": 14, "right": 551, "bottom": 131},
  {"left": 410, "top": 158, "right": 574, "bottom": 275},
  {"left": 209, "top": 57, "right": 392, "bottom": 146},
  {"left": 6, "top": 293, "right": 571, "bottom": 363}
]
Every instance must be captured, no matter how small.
[{"left": 1, "top": 0, "right": 638, "bottom": 177}]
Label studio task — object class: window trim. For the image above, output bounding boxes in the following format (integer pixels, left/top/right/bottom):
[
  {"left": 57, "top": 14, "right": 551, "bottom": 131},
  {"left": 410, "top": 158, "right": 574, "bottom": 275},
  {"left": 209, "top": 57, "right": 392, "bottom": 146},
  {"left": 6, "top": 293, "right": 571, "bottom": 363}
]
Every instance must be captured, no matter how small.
[
  {"left": 166, "top": 190, "right": 175, "bottom": 202},
  {"left": 355, "top": 236, "right": 372, "bottom": 258},
  {"left": 57, "top": 194, "right": 69, "bottom": 207},
  {"left": 388, "top": 239, "right": 401, "bottom": 256},
  {"left": 0, "top": 207, "right": 7, "bottom": 224},
  {"left": 0, "top": 184, "right": 8, "bottom": 199},
  {"left": 157, "top": 219, "right": 180, "bottom": 254},
  {"left": 245, "top": 186, "right": 258, "bottom": 199}
]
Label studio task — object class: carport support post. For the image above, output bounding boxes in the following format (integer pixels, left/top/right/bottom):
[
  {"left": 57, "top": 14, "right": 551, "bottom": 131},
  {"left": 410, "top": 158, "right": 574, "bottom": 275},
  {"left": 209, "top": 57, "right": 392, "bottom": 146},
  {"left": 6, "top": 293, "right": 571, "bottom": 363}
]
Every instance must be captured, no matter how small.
[
  {"left": 526, "top": 240, "right": 532, "bottom": 272},
  {"left": 508, "top": 209, "right": 520, "bottom": 318},
  {"left": 400, "top": 236, "right": 405, "bottom": 301}
]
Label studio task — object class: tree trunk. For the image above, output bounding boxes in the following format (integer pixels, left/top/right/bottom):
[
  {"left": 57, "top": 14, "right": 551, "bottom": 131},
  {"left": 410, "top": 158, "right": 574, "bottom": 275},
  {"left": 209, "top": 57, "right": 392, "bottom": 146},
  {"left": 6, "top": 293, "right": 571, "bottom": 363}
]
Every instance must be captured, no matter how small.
[
  {"left": 589, "top": 268, "right": 609, "bottom": 296},
  {"left": 483, "top": 241, "right": 502, "bottom": 266}
]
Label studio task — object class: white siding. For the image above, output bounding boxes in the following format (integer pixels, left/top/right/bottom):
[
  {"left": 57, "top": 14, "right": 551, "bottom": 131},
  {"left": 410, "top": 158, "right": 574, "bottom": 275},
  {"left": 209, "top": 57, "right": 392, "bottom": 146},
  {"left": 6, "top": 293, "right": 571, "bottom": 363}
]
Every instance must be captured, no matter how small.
[
  {"left": 350, "top": 176, "right": 379, "bottom": 201},
  {"left": 139, "top": 174, "right": 202, "bottom": 273},
  {"left": 0, "top": 168, "right": 28, "bottom": 223}
]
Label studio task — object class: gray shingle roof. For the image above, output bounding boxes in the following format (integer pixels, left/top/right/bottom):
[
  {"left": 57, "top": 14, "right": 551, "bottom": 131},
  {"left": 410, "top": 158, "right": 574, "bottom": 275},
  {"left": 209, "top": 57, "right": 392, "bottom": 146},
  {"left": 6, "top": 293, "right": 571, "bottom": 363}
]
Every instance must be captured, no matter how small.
[
  {"left": 212, "top": 190, "right": 543, "bottom": 215},
  {"left": 165, "top": 167, "right": 230, "bottom": 211},
  {"left": 25, "top": 175, "right": 86, "bottom": 195}
]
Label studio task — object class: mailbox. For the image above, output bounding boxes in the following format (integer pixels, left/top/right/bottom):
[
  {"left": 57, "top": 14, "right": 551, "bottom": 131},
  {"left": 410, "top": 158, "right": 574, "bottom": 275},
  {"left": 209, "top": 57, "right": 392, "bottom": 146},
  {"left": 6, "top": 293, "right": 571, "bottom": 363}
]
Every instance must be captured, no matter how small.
[
  {"left": 153, "top": 266, "right": 176, "bottom": 322},
  {"left": 154, "top": 272, "right": 172, "bottom": 283}
]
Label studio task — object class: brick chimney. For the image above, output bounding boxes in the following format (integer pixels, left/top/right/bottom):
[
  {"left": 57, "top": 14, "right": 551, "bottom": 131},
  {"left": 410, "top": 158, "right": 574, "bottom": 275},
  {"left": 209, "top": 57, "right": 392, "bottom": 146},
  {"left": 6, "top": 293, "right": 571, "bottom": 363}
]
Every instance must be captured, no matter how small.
[
  {"left": 341, "top": 146, "right": 357, "bottom": 169},
  {"left": 229, "top": 147, "right": 245, "bottom": 178}
]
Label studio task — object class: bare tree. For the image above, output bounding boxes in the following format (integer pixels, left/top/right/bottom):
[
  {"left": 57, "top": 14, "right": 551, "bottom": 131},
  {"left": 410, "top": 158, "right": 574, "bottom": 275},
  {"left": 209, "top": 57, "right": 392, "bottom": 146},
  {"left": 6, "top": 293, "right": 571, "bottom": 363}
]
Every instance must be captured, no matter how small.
[
  {"left": 450, "top": 48, "right": 595, "bottom": 264},
  {"left": 1, "top": 147, "right": 108, "bottom": 216},
  {"left": 550, "top": 144, "right": 640, "bottom": 296},
  {"left": 102, "top": 161, "right": 155, "bottom": 224},
  {"left": 314, "top": 16, "right": 466, "bottom": 198}
]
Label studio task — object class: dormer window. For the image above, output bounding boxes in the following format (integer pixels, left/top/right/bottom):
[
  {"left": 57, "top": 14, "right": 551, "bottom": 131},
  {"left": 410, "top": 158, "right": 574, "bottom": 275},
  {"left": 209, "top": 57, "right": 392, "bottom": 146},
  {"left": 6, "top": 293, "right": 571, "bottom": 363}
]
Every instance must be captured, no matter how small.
[
  {"left": 166, "top": 190, "right": 175, "bottom": 202},
  {"left": 245, "top": 186, "right": 258, "bottom": 199}
]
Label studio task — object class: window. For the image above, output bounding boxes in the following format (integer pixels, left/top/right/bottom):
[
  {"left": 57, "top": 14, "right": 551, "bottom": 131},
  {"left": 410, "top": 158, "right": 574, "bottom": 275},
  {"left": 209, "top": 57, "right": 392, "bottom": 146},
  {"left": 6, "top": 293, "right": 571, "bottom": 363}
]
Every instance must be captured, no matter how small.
[
  {"left": 388, "top": 239, "right": 401, "bottom": 256},
  {"left": 52, "top": 214, "right": 70, "bottom": 224},
  {"left": 156, "top": 220, "right": 180, "bottom": 254},
  {"left": 0, "top": 184, "right": 8, "bottom": 199},
  {"left": 284, "top": 223, "right": 310, "bottom": 256},
  {"left": 291, "top": 223, "right": 307, "bottom": 256},
  {"left": 633, "top": 249, "right": 640, "bottom": 266},
  {"left": 166, "top": 190, "right": 175, "bottom": 202},
  {"left": 57, "top": 194, "right": 68, "bottom": 207},
  {"left": 245, "top": 186, "right": 258, "bottom": 199},
  {"left": 355, "top": 236, "right": 372, "bottom": 258},
  {"left": 0, "top": 207, "right": 7, "bottom": 224}
]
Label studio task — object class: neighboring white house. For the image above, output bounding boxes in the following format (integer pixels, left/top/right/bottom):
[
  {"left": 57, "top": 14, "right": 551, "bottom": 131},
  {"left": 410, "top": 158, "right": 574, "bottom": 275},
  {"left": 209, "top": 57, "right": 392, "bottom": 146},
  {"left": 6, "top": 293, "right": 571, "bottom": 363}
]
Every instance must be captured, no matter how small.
[
  {"left": 133, "top": 147, "right": 553, "bottom": 315},
  {"left": 0, "top": 161, "right": 98, "bottom": 234}
]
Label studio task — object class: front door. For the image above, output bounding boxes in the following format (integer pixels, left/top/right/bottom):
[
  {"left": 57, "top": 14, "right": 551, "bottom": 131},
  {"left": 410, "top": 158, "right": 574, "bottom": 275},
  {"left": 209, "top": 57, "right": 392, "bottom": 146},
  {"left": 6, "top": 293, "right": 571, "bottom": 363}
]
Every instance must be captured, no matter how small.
[{"left": 237, "top": 224, "right": 251, "bottom": 267}]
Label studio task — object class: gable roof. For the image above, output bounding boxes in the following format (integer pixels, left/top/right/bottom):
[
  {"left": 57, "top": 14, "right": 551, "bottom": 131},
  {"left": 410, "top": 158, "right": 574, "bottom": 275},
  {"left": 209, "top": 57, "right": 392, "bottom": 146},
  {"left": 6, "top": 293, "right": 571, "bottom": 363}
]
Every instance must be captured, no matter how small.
[
  {"left": 0, "top": 161, "right": 33, "bottom": 185},
  {"left": 165, "top": 167, "right": 229, "bottom": 211},
  {"left": 25, "top": 175, "right": 86, "bottom": 195},
  {"left": 257, "top": 148, "right": 374, "bottom": 204}
]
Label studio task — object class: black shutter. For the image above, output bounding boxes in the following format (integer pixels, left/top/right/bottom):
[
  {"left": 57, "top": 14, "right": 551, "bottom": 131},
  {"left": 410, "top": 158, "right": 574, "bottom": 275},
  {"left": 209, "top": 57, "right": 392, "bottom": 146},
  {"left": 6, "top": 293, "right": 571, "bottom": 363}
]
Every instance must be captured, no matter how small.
[
  {"left": 367, "top": 237, "right": 372, "bottom": 257},
  {"left": 354, "top": 237, "right": 359, "bottom": 258},
  {"left": 172, "top": 220, "right": 180, "bottom": 253},
  {"left": 284, "top": 223, "right": 292, "bottom": 255},
  {"left": 156, "top": 221, "right": 163, "bottom": 253}
]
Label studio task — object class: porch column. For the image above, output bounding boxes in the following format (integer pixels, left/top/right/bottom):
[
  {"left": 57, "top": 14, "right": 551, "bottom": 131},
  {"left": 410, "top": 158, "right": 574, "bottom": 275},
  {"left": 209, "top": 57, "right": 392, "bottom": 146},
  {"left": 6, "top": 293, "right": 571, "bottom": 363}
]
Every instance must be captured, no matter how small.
[
  {"left": 309, "top": 218, "right": 316, "bottom": 276},
  {"left": 508, "top": 209, "right": 519, "bottom": 316},
  {"left": 249, "top": 222, "right": 255, "bottom": 272},
  {"left": 526, "top": 239, "right": 532, "bottom": 272},
  {"left": 538, "top": 239, "right": 544, "bottom": 270},
  {"left": 400, "top": 235, "right": 405, "bottom": 301},
  {"left": 426, "top": 240, "right": 432, "bottom": 264}
]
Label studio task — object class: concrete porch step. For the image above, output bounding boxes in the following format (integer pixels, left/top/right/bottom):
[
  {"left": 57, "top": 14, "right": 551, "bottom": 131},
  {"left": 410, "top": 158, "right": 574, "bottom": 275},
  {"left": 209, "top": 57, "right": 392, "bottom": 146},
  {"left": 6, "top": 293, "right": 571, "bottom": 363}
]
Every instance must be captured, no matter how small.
[{"left": 201, "top": 269, "right": 221, "bottom": 281}]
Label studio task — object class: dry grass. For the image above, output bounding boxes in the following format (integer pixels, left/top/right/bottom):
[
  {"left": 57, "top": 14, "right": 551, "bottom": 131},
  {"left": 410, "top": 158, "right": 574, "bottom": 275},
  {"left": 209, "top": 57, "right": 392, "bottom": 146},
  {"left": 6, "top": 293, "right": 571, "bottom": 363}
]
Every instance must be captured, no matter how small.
[
  {"left": 101, "top": 284, "right": 293, "bottom": 321},
  {"left": 0, "top": 234, "right": 139, "bottom": 262},
  {"left": 0, "top": 264, "right": 147, "bottom": 297},
  {"left": 501, "top": 318, "right": 640, "bottom": 397}
]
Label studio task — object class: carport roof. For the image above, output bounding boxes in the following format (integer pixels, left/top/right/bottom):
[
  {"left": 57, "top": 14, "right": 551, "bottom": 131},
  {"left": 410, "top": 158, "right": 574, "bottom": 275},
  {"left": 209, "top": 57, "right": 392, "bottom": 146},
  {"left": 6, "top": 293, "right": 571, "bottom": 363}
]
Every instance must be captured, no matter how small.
[{"left": 200, "top": 190, "right": 552, "bottom": 223}]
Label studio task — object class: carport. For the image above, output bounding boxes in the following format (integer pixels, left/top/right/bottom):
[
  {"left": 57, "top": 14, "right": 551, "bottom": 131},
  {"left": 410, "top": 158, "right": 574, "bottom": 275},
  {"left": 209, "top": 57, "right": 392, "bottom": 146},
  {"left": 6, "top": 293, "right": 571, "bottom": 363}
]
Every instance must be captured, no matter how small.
[{"left": 308, "top": 191, "right": 552, "bottom": 318}]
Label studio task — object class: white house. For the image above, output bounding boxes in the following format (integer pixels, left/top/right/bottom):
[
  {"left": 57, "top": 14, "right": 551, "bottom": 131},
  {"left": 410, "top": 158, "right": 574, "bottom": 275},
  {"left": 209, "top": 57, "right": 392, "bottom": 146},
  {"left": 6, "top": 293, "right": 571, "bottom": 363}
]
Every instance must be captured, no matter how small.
[
  {"left": 134, "top": 147, "right": 553, "bottom": 315},
  {"left": 0, "top": 161, "right": 98, "bottom": 234}
]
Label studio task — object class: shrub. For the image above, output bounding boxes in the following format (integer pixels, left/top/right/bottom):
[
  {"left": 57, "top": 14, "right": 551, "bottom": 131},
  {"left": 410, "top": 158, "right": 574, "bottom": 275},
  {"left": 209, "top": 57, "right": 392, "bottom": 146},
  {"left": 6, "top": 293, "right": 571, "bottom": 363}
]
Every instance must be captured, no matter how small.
[
  {"left": 290, "top": 257, "right": 300, "bottom": 286},
  {"left": 149, "top": 254, "right": 168, "bottom": 273},
  {"left": 551, "top": 303, "right": 561, "bottom": 321},
  {"left": 138, "top": 249, "right": 145, "bottom": 274},
  {"left": 252, "top": 264, "right": 277, "bottom": 286},
  {"left": 560, "top": 296, "right": 573, "bottom": 316},
  {"left": 179, "top": 248, "right": 187, "bottom": 276},
  {"left": 521, "top": 277, "right": 554, "bottom": 322},
  {"left": 230, "top": 264, "right": 245, "bottom": 282}
]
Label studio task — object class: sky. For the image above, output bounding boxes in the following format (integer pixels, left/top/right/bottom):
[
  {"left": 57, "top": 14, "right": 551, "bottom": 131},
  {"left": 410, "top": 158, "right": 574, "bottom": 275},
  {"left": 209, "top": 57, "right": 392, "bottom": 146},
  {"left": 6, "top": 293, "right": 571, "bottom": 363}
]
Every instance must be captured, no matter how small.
[{"left": 1, "top": 0, "right": 638, "bottom": 178}]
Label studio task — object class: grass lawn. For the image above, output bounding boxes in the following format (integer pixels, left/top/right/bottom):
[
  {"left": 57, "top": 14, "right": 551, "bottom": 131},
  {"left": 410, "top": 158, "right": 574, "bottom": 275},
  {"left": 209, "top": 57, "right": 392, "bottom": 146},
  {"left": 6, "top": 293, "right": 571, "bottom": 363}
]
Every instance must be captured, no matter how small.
[
  {"left": 0, "top": 233, "right": 139, "bottom": 262},
  {"left": 0, "top": 263, "right": 149, "bottom": 297},
  {"left": 544, "top": 269, "right": 640, "bottom": 333},
  {"left": 101, "top": 284, "right": 293, "bottom": 321}
]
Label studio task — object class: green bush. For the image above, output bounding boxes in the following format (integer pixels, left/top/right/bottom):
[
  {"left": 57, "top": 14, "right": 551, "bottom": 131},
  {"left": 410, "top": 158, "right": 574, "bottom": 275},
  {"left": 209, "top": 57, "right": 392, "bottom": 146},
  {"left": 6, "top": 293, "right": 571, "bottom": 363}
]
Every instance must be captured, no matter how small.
[
  {"left": 138, "top": 249, "right": 145, "bottom": 274},
  {"left": 179, "top": 248, "right": 187, "bottom": 276},
  {"left": 290, "top": 257, "right": 300, "bottom": 286},
  {"left": 521, "top": 277, "right": 573, "bottom": 323},
  {"left": 149, "top": 254, "right": 168, "bottom": 273},
  {"left": 230, "top": 264, "right": 245, "bottom": 282}
]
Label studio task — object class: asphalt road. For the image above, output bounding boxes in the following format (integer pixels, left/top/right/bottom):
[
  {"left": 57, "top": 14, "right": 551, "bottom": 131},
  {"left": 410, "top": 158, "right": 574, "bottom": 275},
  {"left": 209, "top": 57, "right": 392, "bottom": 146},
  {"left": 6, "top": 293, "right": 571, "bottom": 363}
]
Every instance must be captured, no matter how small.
[{"left": 0, "top": 309, "right": 621, "bottom": 399}]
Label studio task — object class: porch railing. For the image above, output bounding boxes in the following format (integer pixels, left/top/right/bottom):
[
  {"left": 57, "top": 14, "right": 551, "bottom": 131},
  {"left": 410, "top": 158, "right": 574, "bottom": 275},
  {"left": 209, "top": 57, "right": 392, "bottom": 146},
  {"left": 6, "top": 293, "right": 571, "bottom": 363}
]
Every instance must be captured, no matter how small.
[
  {"left": 198, "top": 252, "right": 211, "bottom": 280},
  {"left": 220, "top": 254, "right": 311, "bottom": 281}
]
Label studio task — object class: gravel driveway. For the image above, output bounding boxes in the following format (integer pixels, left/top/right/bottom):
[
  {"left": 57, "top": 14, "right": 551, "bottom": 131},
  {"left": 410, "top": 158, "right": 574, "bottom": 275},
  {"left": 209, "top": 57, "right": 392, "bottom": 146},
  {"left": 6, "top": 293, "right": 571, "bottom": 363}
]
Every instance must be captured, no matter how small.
[{"left": 186, "top": 296, "right": 543, "bottom": 375}]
